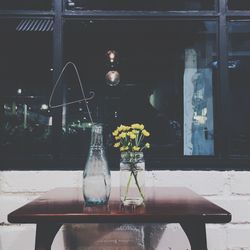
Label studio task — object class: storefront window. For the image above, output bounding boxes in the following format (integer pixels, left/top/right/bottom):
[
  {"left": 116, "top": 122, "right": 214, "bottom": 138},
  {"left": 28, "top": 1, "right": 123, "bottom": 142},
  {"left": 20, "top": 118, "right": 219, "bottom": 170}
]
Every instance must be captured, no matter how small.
[
  {"left": 228, "top": 21, "right": 250, "bottom": 156},
  {"left": 0, "top": 0, "right": 52, "bottom": 10},
  {"left": 65, "top": 0, "right": 215, "bottom": 11},
  {"left": 62, "top": 20, "right": 216, "bottom": 159},
  {"left": 228, "top": 0, "right": 250, "bottom": 10},
  {"left": 0, "top": 18, "right": 53, "bottom": 158}
]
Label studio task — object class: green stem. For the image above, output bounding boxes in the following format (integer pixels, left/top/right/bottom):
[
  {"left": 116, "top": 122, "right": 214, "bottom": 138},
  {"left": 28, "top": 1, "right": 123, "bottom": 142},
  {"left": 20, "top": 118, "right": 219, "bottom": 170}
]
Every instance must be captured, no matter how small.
[
  {"left": 123, "top": 171, "right": 133, "bottom": 201},
  {"left": 137, "top": 133, "right": 144, "bottom": 147},
  {"left": 131, "top": 169, "right": 145, "bottom": 201}
]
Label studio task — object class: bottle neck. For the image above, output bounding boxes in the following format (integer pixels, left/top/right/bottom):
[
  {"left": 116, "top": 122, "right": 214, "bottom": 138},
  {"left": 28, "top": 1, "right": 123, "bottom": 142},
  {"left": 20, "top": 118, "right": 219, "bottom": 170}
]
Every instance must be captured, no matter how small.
[{"left": 90, "top": 124, "right": 104, "bottom": 149}]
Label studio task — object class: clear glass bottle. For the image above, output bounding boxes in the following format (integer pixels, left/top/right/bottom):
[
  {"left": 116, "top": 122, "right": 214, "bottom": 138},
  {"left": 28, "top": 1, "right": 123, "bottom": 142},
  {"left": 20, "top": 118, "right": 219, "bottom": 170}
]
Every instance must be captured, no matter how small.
[
  {"left": 120, "top": 152, "right": 145, "bottom": 206},
  {"left": 83, "top": 123, "right": 111, "bottom": 206}
]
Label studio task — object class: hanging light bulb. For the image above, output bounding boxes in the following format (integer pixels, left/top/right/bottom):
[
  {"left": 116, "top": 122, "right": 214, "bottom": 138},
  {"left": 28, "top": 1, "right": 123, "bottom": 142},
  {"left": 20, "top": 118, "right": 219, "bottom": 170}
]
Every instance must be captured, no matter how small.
[
  {"left": 41, "top": 104, "right": 49, "bottom": 110},
  {"left": 106, "top": 50, "right": 118, "bottom": 64},
  {"left": 105, "top": 71, "right": 120, "bottom": 86}
]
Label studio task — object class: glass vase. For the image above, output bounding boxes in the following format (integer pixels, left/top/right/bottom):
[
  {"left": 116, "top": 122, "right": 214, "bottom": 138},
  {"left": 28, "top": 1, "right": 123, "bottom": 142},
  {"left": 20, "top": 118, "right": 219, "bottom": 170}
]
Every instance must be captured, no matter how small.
[
  {"left": 120, "top": 152, "right": 145, "bottom": 206},
  {"left": 83, "top": 123, "right": 111, "bottom": 206}
]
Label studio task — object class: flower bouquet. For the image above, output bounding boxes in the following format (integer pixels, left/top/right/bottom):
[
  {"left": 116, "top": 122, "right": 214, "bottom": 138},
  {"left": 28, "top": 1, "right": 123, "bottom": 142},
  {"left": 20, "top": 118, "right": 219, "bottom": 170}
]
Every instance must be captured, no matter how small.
[{"left": 112, "top": 123, "right": 150, "bottom": 206}]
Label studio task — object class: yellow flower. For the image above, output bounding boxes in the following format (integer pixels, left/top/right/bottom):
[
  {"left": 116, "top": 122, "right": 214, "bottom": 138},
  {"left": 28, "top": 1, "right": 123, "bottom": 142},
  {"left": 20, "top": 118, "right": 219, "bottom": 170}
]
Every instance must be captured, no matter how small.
[
  {"left": 131, "top": 123, "right": 145, "bottom": 130},
  {"left": 113, "top": 124, "right": 150, "bottom": 153},
  {"left": 142, "top": 129, "right": 150, "bottom": 137},
  {"left": 127, "top": 131, "right": 136, "bottom": 139},
  {"left": 129, "top": 133, "right": 136, "bottom": 139},
  {"left": 118, "top": 125, "right": 129, "bottom": 131},
  {"left": 120, "top": 146, "right": 128, "bottom": 152},
  {"left": 125, "top": 126, "right": 131, "bottom": 131},
  {"left": 131, "top": 123, "right": 141, "bottom": 129},
  {"left": 114, "top": 142, "right": 120, "bottom": 148},
  {"left": 112, "top": 130, "right": 119, "bottom": 136},
  {"left": 119, "top": 132, "right": 127, "bottom": 139},
  {"left": 133, "top": 146, "right": 140, "bottom": 151},
  {"left": 130, "top": 133, "right": 136, "bottom": 140},
  {"left": 132, "top": 129, "right": 139, "bottom": 134},
  {"left": 117, "top": 125, "right": 125, "bottom": 132},
  {"left": 139, "top": 124, "right": 144, "bottom": 130}
]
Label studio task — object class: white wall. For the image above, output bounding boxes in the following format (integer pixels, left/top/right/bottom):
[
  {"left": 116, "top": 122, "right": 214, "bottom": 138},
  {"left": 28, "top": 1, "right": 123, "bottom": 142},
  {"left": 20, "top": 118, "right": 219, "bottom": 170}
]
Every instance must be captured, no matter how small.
[{"left": 1, "top": 170, "right": 250, "bottom": 250}]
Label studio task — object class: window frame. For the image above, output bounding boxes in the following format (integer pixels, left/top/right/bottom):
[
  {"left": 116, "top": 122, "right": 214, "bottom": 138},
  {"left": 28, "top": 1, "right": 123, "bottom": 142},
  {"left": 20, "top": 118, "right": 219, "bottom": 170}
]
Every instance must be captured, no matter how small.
[{"left": 0, "top": 0, "right": 250, "bottom": 170}]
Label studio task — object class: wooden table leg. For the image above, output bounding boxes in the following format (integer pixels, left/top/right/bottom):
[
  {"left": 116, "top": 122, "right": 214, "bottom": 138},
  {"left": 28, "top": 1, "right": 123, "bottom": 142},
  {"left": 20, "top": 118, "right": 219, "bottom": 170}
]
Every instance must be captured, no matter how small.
[
  {"left": 180, "top": 222, "right": 207, "bottom": 250},
  {"left": 35, "top": 223, "right": 62, "bottom": 250}
]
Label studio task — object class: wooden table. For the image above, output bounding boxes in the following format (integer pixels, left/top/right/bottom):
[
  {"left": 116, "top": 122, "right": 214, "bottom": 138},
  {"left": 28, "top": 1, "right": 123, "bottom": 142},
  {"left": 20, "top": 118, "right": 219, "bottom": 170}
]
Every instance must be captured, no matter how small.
[{"left": 8, "top": 187, "right": 231, "bottom": 250}]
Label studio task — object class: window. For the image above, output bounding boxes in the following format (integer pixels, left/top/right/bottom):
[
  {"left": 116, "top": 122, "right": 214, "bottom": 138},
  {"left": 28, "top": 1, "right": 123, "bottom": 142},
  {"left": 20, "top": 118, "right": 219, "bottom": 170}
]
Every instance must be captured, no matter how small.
[
  {"left": 228, "top": 21, "right": 250, "bottom": 156},
  {"left": 65, "top": 0, "right": 215, "bottom": 11},
  {"left": 0, "top": 0, "right": 250, "bottom": 169},
  {"left": 0, "top": 18, "right": 53, "bottom": 162},
  {"left": 228, "top": 0, "right": 250, "bottom": 10},
  {"left": 63, "top": 20, "right": 216, "bottom": 161},
  {"left": 0, "top": 0, "right": 52, "bottom": 10}
]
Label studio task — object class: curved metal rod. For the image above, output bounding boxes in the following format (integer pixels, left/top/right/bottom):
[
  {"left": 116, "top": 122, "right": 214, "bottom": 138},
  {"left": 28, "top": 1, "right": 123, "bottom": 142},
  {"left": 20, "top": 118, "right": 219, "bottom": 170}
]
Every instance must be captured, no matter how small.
[{"left": 48, "top": 61, "right": 95, "bottom": 123}]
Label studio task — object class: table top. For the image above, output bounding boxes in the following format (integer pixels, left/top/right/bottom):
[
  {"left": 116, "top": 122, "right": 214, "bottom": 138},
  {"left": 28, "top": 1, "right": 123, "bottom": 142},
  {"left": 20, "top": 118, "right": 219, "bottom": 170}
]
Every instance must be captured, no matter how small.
[{"left": 8, "top": 187, "right": 231, "bottom": 224}]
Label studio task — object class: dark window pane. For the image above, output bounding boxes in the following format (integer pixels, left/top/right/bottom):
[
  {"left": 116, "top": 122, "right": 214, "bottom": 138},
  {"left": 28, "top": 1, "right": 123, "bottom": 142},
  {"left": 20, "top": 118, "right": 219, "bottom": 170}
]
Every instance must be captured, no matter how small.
[
  {"left": 0, "top": 18, "right": 53, "bottom": 159},
  {"left": 228, "top": 21, "right": 250, "bottom": 156},
  {"left": 0, "top": 0, "right": 51, "bottom": 10},
  {"left": 62, "top": 20, "right": 216, "bottom": 161},
  {"left": 228, "top": 0, "right": 250, "bottom": 10},
  {"left": 66, "top": 0, "right": 214, "bottom": 11}
]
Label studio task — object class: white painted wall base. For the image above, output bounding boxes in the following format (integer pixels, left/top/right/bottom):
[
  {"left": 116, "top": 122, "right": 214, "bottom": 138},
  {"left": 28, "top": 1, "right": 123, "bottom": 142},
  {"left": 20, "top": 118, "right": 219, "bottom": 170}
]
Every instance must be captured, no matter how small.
[{"left": 1, "top": 170, "right": 250, "bottom": 250}]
